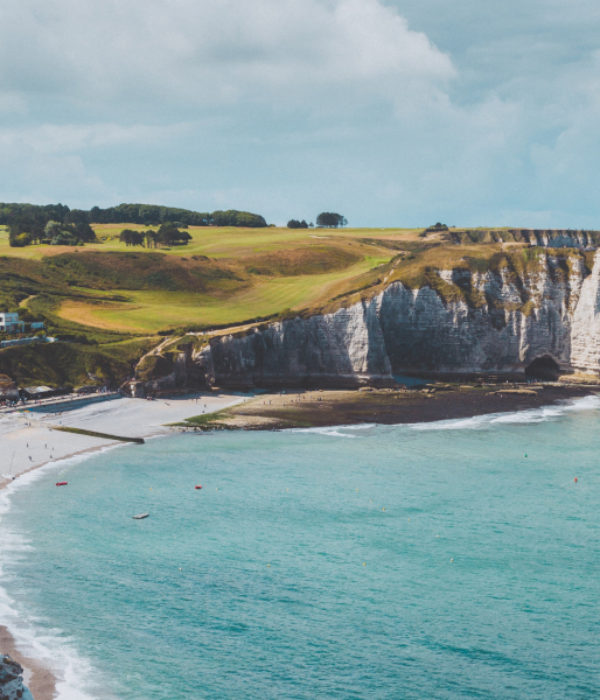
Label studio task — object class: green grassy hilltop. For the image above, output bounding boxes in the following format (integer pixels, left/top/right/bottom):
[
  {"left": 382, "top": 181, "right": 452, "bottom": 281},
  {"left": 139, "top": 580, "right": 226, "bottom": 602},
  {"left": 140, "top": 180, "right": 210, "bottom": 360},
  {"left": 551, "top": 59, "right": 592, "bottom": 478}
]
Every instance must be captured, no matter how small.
[{"left": 0, "top": 223, "right": 413, "bottom": 335}]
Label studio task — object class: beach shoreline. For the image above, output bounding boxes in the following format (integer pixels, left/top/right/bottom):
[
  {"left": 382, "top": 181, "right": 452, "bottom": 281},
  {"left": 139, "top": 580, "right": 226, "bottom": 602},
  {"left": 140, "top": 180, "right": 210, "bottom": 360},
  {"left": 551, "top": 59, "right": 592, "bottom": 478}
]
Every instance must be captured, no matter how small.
[
  {"left": 177, "top": 383, "right": 600, "bottom": 431},
  {"left": 0, "top": 391, "right": 247, "bottom": 700},
  {"left": 0, "top": 626, "right": 56, "bottom": 700}
]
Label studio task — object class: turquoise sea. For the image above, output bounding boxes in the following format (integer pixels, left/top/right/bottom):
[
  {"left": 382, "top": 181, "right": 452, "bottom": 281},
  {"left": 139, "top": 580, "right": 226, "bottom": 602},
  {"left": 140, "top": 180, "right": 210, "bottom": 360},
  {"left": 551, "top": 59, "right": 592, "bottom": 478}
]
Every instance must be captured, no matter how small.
[{"left": 1, "top": 398, "right": 600, "bottom": 699}]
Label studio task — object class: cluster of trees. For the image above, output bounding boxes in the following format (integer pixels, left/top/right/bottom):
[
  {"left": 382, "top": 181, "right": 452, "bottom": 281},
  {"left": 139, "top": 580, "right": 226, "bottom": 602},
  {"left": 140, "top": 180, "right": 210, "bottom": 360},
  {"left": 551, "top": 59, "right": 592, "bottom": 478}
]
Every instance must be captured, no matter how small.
[
  {"left": 7, "top": 212, "right": 96, "bottom": 247},
  {"left": 316, "top": 212, "right": 347, "bottom": 228},
  {"left": 119, "top": 223, "right": 192, "bottom": 248},
  {"left": 210, "top": 210, "right": 267, "bottom": 227},
  {"left": 287, "top": 213, "right": 347, "bottom": 229},
  {"left": 287, "top": 211, "right": 348, "bottom": 228},
  {"left": 424, "top": 222, "right": 449, "bottom": 233},
  {"left": 0, "top": 201, "right": 268, "bottom": 247}
]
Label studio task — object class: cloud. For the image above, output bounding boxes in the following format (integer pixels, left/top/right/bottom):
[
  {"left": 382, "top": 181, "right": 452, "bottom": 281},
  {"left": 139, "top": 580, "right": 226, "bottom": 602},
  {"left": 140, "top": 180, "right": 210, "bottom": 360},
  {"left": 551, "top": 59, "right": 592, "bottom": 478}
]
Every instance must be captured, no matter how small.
[
  {"left": 1, "top": 0, "right": 599, "bottom": 228},
  {"left": 0, "top": 0, "right": 454, "bottom": 117},
  {"left": 0, "top": 122, "right": 191, "bottom": 154}
]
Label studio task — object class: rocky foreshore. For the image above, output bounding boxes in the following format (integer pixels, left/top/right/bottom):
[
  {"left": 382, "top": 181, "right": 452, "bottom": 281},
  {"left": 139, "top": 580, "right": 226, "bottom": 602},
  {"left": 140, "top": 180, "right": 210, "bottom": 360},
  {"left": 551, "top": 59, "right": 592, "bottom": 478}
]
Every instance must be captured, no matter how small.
[
  {"left": 0, "top": 655, "right": 34, "bottom": 700},
  {"left": 177, "top": 383, "right": 599, "bottom": 431}
]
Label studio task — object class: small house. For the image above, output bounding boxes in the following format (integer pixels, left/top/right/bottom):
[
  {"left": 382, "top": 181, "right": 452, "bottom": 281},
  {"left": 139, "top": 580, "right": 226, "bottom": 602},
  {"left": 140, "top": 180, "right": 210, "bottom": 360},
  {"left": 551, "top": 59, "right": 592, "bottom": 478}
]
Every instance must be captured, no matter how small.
[
  {"left": 21, "top": 385, "right": 56, "bottom": 400},
  {"left": 0, "top": 312, "right": 25, "bottom": 334}
]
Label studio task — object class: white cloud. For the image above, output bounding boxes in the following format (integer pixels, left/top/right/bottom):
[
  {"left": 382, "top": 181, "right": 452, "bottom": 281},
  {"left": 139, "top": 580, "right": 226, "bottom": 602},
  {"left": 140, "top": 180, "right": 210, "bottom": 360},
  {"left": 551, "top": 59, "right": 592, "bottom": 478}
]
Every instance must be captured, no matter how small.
[
  {"left": 0, "top": 122, "right": 191, "bottom": 154},
  {"left": 1, "top": 0, "right": 599, "bottom": 227},
  {"left": 0, "top": 0, "right": 454, "bottom": 115}
]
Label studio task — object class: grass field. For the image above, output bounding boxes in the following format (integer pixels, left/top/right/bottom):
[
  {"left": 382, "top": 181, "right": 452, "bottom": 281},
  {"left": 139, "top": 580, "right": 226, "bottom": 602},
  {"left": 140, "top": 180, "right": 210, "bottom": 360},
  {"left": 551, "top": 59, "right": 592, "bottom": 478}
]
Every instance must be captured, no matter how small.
[
  {"left": 0, "top": 223, "right": 534, "bottom": 338},
  {"left": 0, "top": 224, "right": 421, "bottom": 334},
  {"left": 56, "top": 257, "right": 383, "bottom": 333},
  {"left": 0, "top": 224, "right": 420, "bottom": 260}
]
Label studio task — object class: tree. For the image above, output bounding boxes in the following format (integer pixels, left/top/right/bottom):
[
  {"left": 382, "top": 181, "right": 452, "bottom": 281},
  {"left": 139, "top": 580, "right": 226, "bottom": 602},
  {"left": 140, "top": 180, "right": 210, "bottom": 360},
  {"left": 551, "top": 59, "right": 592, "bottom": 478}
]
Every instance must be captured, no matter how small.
[
  {"left": 44, "top": 220, "right": 63, "bottom": 239},
  {"left": 316, "top": 212, "right": 347, "bottom": 228},
  {"left": 50, "top": 230, "right": 79, "bottom": 246},
  {"left": 119, "top": 229, "right": 144, "bottom": 246},
  {"left": 73, "top": 221, "right": 96, "bottom": 242},
  {"left": 156, "top": 222, "right": 191, "bottom": 246},
  {"left": 44, "top": 219, "right": 92, "bottom": 245},
  {"left": 287, "top": 219, "right": 308, "bottom": 229},
  {"left": 144, "top": 230, "right": 158, "bottom": 248},
  {"left": 210, "top": 210, "right": 267, "bottom": 227}
]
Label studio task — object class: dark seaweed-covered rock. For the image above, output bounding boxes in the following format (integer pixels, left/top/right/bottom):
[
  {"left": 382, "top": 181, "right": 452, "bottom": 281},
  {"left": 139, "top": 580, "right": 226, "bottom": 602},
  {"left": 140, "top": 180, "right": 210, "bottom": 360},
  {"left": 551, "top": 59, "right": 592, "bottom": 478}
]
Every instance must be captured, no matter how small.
[{"left": 0, "top": 655, "right": 33, "bottom": 700}]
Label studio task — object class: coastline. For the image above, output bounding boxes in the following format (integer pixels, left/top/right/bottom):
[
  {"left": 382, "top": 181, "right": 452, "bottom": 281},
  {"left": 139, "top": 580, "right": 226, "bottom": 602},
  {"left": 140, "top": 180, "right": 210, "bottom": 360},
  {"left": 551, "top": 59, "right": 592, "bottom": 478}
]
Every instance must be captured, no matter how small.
[
  {"left": 178, "top": 383, "right": 600, "bottom": 431},
  {"left": 2, "top": 382, "right": 599, "bottom": 699},
  {"left": 0, "top": 392, "right": 247, "bottom": 490},
  {"left": 0, "top": 391, "right": 246, "bottom": 700},
  {"left": 0, "top": 626, "right": 56, "bottom": 700}
]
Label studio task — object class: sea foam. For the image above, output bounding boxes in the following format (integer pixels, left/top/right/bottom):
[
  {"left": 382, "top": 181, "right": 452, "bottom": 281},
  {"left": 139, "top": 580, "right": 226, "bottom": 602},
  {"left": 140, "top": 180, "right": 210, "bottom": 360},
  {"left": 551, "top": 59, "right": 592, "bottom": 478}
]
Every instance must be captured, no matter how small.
[
  {"left": 409, "top": 394, "right": 600, "bottom": 431},
  {"left": 0, "top": 449, "right": 122, "bottom": 700}
]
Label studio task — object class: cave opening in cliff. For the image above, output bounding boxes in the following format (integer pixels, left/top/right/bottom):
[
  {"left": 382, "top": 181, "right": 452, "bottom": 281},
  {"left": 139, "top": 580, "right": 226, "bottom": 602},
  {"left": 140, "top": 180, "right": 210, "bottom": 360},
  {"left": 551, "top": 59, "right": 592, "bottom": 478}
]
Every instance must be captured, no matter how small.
[{"left": 525, "top": 356, "right": 561, "bottom": 381}]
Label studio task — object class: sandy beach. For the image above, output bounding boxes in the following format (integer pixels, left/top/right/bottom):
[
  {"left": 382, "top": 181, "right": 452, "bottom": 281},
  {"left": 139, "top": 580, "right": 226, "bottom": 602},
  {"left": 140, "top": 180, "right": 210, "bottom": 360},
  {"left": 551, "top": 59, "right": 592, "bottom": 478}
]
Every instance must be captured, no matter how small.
[
  {"left": 0, "top": 393, "right": 246, "bottom": 489},
  {"left": 0, "top": 391, "right": 246, "bottom": 700}
]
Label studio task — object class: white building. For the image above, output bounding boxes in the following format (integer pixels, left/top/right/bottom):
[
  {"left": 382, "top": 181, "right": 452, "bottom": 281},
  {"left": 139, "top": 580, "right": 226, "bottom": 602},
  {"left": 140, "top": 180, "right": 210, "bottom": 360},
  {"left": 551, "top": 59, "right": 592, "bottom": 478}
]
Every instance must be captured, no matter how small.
[{"left": 0, "top": 312, "right": 25, "bottom": 334}]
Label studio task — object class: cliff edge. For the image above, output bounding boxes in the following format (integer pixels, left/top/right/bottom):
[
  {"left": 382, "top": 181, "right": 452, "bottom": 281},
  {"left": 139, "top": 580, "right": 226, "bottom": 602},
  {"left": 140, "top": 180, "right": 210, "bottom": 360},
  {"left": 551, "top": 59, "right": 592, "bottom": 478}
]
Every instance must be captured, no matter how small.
[{"left": 133, "top": 248, "right": 600, "bottom": 392}]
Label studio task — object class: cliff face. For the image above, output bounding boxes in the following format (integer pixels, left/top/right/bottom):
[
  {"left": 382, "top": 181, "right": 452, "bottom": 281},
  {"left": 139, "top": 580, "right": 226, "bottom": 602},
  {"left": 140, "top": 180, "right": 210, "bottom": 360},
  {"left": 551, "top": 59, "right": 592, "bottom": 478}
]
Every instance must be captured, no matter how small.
[{"left": 138, "top": 250, "right": 600, "bottom": 391}]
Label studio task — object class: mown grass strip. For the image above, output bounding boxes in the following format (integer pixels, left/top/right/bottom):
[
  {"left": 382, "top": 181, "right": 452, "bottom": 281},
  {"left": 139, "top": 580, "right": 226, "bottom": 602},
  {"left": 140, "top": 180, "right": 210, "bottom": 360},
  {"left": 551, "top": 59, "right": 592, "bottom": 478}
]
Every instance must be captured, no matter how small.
[
  {"left": 51, "top": 425, "right": 145, "bottom": 443},
  {"left": 173, "top": 410, "right": 228, "bottom": 427}
]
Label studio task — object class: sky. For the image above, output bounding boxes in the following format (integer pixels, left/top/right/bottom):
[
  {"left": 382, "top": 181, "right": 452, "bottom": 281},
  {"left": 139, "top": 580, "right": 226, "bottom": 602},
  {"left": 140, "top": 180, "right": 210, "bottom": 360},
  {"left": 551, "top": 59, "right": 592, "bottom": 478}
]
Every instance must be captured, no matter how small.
[{"left": 1, "top": 0, "right": 599, "bottom": 227}]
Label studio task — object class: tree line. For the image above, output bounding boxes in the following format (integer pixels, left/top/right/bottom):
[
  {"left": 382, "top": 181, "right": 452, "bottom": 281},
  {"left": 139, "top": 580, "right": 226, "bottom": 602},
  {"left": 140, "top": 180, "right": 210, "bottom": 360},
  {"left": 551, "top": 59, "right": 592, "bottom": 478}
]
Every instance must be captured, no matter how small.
[
  {"left": 88, "top": 204, "right": 267, "bottom": 227},
  {"left": 0, "top": 202, "right": 268, "bottom": 247},
  {"left": 6, "top": 207, "right": 96, "bottom": 247}
]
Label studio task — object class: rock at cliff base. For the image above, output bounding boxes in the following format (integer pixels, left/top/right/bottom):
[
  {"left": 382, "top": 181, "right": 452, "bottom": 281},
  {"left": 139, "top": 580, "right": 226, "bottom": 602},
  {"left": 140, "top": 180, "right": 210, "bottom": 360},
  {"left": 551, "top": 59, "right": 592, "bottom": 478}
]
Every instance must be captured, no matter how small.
[{"left": 0, "top": 654, "right": 34, "bottom": 700}]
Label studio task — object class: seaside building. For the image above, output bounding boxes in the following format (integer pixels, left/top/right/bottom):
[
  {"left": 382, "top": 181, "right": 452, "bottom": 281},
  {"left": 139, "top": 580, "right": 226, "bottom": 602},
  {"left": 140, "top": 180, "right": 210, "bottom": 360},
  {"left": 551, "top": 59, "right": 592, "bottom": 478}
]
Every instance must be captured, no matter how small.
[
  {"left": 0, "top": 312, "right": 45, "bottom": 340},
  {"left": 0, "top": 312, "right": 25, "bottom": 334},
  {"left": 20, "top": 385, "right": 57, "bottom": 400}
]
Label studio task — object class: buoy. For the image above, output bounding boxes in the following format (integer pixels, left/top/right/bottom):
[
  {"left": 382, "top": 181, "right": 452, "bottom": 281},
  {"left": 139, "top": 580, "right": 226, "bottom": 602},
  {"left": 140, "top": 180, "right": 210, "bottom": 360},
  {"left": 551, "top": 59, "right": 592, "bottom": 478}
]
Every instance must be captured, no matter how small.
[
  {"left": 195, "top": 485, "right": 202, "bottom": 490},
  {"left": 574, "top": 477, "right": 578, "bottom": 483},
  {"left": 56, "top": 481, "right": 68, "bottom": 487}
]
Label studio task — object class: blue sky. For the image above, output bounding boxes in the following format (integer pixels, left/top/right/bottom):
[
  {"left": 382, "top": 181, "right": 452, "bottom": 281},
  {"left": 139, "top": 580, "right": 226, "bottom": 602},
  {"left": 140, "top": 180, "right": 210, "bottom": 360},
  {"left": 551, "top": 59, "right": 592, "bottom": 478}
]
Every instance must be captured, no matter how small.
[{"left": 1, "top": 0, "right": 599, "bottom": 227}]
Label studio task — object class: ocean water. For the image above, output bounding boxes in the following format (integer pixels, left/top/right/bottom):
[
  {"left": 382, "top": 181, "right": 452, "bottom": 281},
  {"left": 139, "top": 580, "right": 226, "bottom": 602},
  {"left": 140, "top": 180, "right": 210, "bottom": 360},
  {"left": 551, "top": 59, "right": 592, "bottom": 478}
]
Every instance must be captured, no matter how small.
[{"left": 2, "top": 399, "right": 600, "bottom": 699}]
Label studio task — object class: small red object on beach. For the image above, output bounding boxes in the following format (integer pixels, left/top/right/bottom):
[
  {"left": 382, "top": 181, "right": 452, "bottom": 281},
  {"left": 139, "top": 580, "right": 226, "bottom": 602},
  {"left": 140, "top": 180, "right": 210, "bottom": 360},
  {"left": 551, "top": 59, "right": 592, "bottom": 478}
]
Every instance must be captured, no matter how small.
[
  {"left": 574, "top": 477, "right": 578, "bottom": 483},
  {"left": 56, "top": 481, "right": 68, "bottom": 487},
  {"left": 195, "top": 485, "right": 202, "bottom": 490}
]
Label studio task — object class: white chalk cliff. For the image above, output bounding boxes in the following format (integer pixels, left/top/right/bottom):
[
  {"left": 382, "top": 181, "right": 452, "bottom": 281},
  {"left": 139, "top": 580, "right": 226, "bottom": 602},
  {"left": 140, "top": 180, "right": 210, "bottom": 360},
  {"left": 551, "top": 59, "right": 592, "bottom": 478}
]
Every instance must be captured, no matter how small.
[{"left": 138, "top": 249, "right": 600, "bottom": 390}]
